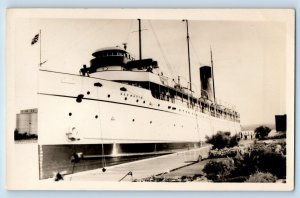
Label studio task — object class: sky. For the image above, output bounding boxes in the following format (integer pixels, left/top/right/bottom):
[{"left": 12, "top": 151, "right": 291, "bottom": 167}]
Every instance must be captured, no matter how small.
[{"left": 12, "top": 15, "right": 290, "bottom": 127}]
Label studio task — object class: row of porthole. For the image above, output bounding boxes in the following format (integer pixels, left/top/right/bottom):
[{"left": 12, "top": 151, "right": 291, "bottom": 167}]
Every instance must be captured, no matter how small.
[
  {"left": 69, "top": 112, "right": 98, "bottom": 119},
  {"left": 131, "top": 119, "right": 183, "bottom": 127},
  {"left": 84, "top": 91, "right": 215, "bottom": 117},
  {"left": 69, "top": 111, "right": 207, "bottom": 126},
  {"left": 123, "top": 96, "right": 161, "bottom": 107},
  {"left": 85, "top": 90, "right": 220, "bottom": 117},
  {"left": 68, "top": 113, "right": 183, "bottom": 127},
  {"left": 85, "top": 91, "right": 143, "bottom": 101},
  {"left": 174, "top": 107, "right": 194, "bottom": 115},
  {"left": 132, "top": 119, "right": 153, "bottom": 124}
]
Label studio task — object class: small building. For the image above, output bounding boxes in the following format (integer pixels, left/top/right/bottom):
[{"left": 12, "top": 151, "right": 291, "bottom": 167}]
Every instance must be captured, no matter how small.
[
  {"left": 239, "top": 130, "right": 255, "bottom": 140},
  {"left": 16, "top": 108, "right": 38, "bottom": 135}
]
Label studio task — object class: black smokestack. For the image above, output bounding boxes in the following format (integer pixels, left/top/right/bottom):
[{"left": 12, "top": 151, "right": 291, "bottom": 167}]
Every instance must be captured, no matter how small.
[
  {"left": 275, "top": 114, "right": 287, "bottom": 132},
  {"left": 200, "top": 66, "right": 215, "bottom": 102}
]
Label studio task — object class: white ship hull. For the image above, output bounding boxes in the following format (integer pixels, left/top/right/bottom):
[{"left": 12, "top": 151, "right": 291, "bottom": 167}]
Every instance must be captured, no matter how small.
[
  {"left": 38, "top": 69, "right": 241, "bottom": 146},
  {"left": 38, "top": 69, "right": 241, "bottom": 179}
]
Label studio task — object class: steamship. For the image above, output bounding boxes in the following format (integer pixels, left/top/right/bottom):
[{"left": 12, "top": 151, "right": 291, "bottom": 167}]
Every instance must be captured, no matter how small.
[{"left": 38, "top": 19, "right": 241, "bottom": 179}]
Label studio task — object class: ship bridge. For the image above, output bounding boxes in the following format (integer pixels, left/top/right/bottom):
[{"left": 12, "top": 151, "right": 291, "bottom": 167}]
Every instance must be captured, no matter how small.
[{"left": 89, "top": 47, "right": 158, "bottom": 73}]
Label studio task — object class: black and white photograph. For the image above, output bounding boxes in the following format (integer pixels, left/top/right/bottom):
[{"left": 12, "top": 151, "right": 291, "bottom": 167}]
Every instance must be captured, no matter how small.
[{"left": 6, "top": 9, "right": 294, "bottom": 190}]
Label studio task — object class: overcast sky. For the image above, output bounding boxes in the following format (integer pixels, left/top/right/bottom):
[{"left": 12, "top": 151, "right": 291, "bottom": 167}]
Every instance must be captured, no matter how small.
[{"left": 12, "top": 16, "right": 290, "bottom": 127}]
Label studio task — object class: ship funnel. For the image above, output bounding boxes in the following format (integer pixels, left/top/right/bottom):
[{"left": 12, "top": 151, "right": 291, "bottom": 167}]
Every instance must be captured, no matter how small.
[{"left": 200, "top": 66, "right": 215, "bottom": 102}]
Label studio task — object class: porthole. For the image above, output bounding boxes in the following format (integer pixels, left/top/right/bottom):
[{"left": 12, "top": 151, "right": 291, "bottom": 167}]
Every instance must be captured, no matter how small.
[
  {"left": 95, "top": 115, "right": 98, "bottom": 119},
  {"left": 150, "top": 121, "right": 152, "bottom": 124},
  {"left": 143, "top": 101, "right": 145, "bottom": 104},
  {"left": 158, "top": 104, "right": 160, "bottom": 107},
  {"left": 120, "top": 87, "right": 127, "bottom": 91},
  {"left": 125, "top": 97, "right": 127, "bottom": 100},
  {"left": 107, "top": 94, "right": 110, "bottom": 98},
  {"left": 87, "top": 91, "right": 90, "bottom": 95},
  {"left": 76, "top": 94, "right": 84, "bottom": 103},
  {"left": 136, "top": 99, "right": 139, "bottom": 102},
  {"left": 69, "top": 112, "right": 72, "bottom": 116},
  {"left": 132, "top": 119, "right": 135, "bottom": 122},
  {"left": 94, "top": 82, "right": 102, "bottom": 87}
]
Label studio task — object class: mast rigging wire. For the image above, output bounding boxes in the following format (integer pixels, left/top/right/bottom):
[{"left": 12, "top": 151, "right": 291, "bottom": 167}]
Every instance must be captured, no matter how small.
[{"left": 147, "top": 20, "right": 175, "bottom": 77}]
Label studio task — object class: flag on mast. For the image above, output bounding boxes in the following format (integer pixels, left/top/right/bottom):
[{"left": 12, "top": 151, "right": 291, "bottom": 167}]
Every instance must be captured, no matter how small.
[
  {"left": 31, "top": 30, "right": 44, "bottom": 66},
  {"left": 31, "top": 34, "right": 39, "bottom": 45}
]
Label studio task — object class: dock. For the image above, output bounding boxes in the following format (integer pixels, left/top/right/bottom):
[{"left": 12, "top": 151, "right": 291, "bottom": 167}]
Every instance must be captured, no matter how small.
[{"left": 62, "top": 145, "right": 211, "bottom": 182}]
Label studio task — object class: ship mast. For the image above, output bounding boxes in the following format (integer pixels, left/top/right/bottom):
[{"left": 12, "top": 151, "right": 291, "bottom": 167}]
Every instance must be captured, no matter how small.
[
  {"left": 138, "top": 19, "right": 142, "bottom": 60},
  {"left": 210, "top": 46, "right": 216, "bottom": 103},
  {"left": 182, "top": 19, "right": 192, "bottom": 92}
]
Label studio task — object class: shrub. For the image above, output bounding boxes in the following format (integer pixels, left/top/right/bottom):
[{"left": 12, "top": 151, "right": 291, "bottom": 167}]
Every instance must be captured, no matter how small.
[
  {"left": 251, "top": 146, "right": 286, "bottom": 178},
  {"left": 14, "top": 131, "right": 38, "bottom": 141},
  {"left": 246, "top": 172, "right": 277, "bottom": 183},
  {"left": 229, "top": 134, "right": 240, "bottom": 147},
  {"left": 209, "top": 147, "right": 238, "bottom": 158},
  {"left": 203, "top": 158, "right": 235, "bottom": 182},
  {"left": 259, "top": 133, "right": 286, "bottom": 140},
  {"left": 255, "top": 126, "right": 271, "bottom": 139},
  {"left": 232, "top": 142, "right": 286, "bottom": 179},
  {"left": 205, "top": 131, "right": 240, "bottom": 150},
  {"left": 14, "top": 128, "right": 19, "bottom": 140}
]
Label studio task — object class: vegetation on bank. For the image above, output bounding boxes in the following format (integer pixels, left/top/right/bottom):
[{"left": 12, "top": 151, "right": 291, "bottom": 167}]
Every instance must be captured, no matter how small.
[
  {"left": 202, "top": 128, "right": 286, "bottom": 182},
  {"left": 14, "top": 128, "right": 38, "bottom": 140},
  {"left": 254, "top": 126, "right": 271, "bottom": 140},
  {"left": 205, "top": 131, "right": 240, "bottom": 150},
  {"left": 246, "top": 172, "right": 278, "bottom": 183},
  {"left": 137, "top": 127, "right": 286, "bottom": 183}
]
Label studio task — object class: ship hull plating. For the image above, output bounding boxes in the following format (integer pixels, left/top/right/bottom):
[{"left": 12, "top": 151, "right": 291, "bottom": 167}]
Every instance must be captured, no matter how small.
[
  {"left": 38, "top": 70, "right": 241, "bottom": 179},
  {"left": 39, "top": 142, "right": 203, "bottom": 179}
]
